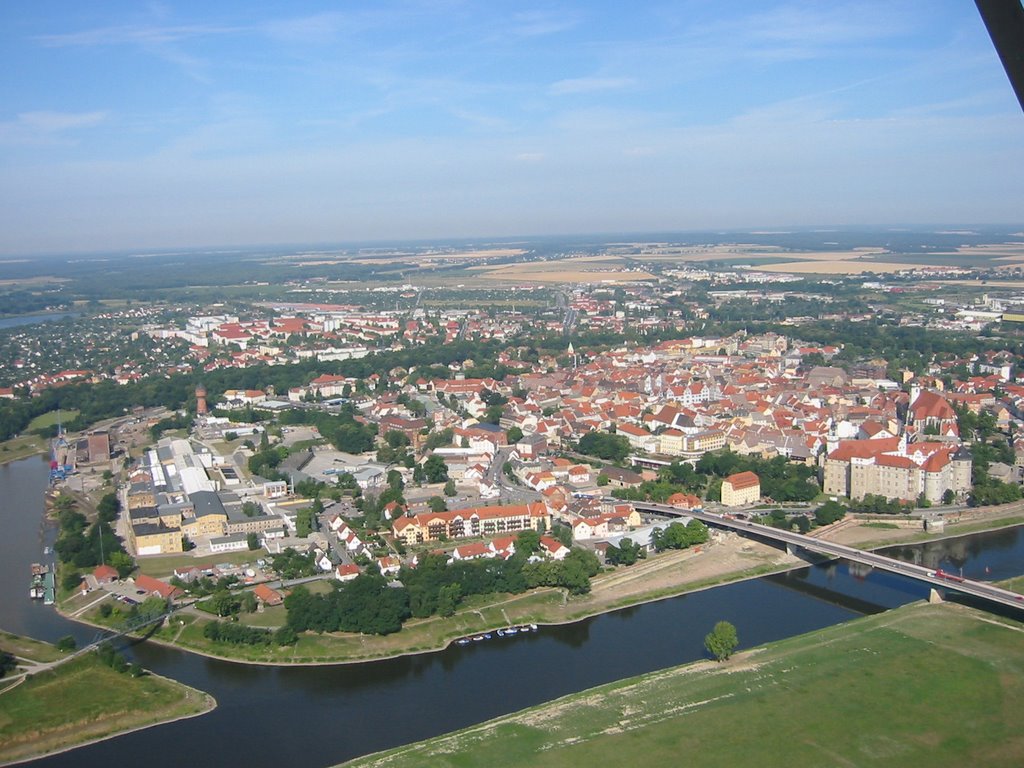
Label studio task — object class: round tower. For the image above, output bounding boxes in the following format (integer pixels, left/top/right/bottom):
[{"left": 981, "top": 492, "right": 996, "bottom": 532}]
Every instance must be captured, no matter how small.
[{"left": 196, "top": 383, "right": 208, "bottom": 416}]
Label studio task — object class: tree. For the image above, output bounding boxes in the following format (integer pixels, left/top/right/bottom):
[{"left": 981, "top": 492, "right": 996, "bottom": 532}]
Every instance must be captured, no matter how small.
[
  {"left": 428, "top": 496, "right": 447, "bottom": 512},
  {"left": 247, "top": 532, "right": 260, "bottom": 551},
  {"left": 423, "top": 454, "right": 449, "bottom": 484},
  {"left": 704, "top": 620, "right": 738, "bottom": 662},
  {"left": 443, "top": 479, "right": 457, "bottom": 497},
  {"left": 577, "top": 431, "right": 630, "bottom": 462},
  {"left": 506, "top": 426, "right": 524, "bottom": 444},
  {"left": 108, "top": 551, "right": 135, "bottom": 578},
  {"left": 56, "top": 635, "right": 77, "bottom": 652},
  {"left": 437, "top": 583, "right": 461, "bottom": 617}
]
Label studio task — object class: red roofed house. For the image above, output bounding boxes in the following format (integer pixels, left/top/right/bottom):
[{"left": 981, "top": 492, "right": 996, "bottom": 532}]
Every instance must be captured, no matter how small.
[
  {"left": 132, "top": 573, "right": 183, "bottom": 601},
  {"left": 253, "top": 583, "right": 283, "bottom": 607},
  {"left": 93, "top": 564, "right": 119, "bottom": 584},
  {"left": 336, "top": 564, "right": 361, "bottom": 582},
  {"left": 721, "top": 471, "right": 761, "bottom": 507},
  {"left": 666, "top": 492, "right": 703, "bottom": 510}
]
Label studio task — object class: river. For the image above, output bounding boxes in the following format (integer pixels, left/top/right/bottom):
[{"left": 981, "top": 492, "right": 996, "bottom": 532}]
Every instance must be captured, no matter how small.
[
  {"left": 2, "top": 454, "right": 1022, "bottom": 768},
  {"left": 0, "top": 312, "right": 80, "bottom": 330}
]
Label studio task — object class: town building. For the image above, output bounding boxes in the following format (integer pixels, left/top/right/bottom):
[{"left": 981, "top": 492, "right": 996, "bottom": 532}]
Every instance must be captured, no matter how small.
[{"left": 721, "top": 471, "right": 761, "bottom": 507}]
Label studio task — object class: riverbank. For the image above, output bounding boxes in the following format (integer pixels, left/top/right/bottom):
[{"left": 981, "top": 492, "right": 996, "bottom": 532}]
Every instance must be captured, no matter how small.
[
  {"left": 819, "top": 503, "right": 1024, "bottom": 549},
  {"left": 340, "top": 600, "right": 1024, "bottom": 768},
  {"left": 0, "top": 633, "right": 215, "bottom": 767},
  {"left": 85, "top": 534, "right": 804, "bottom": 666},
  {"left": 0, "top": 438, "right": 46, "bottom": 467}
]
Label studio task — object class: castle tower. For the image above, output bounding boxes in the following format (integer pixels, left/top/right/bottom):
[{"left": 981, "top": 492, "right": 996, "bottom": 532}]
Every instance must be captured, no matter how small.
[{"left": 196, "top": 383, "right": 208, "bottom": 416}]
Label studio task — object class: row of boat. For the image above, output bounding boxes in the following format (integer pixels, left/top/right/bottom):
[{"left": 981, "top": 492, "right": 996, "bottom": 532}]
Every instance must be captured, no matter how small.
[{"left": 455, "top": 624, "right": 538, "bottom": 646}]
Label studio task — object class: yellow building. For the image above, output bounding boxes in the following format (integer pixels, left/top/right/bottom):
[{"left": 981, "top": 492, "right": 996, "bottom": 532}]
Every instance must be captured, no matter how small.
[
  {"left": 392, "top": 502, "right": 550, "bottom": 546},
  {"left": 130, "top": 523, "right": 184, "bottom": 556},
  {"left": 721, "top": 471, "right": 761, "bottom": 507}
]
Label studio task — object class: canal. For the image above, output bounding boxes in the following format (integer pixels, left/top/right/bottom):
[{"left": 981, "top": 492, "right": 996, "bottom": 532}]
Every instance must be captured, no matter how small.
[{"left": 2, "top": 454, "right": 1022, "bottom": 768}]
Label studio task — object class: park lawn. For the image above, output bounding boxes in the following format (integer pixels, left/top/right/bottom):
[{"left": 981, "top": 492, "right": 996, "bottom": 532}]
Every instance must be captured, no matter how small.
[
  {"left": 27, "top": 409, "right": 80, "bottom": 432},
  {"left": 239, "top": 604, "right": 288, "bottom": 628},
  {"left": 0, "top": 653, "right": 213, "bottom": 765},
  {"left": 0, "top": 631, "right": 62, "bottom": 664},
  {"left": 341, "top": 602, "right": 1024, "bottom": 768}
]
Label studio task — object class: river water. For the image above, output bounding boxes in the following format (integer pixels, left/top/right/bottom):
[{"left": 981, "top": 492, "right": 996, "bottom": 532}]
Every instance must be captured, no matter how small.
[
  {"left": 0, "top": 312, "right": 80, "bottom": 331},
  {"left": 2, "top": 455, "right": 1022, "bottom": 768}
]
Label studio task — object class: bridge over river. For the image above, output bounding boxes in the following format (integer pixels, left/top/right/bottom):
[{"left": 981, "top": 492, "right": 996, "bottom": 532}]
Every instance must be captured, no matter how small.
[{"left": 632, "top": 502, "right": 1024, "bottom": 614}]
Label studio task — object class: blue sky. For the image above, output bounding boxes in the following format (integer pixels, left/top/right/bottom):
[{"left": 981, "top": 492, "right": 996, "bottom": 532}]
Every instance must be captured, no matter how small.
[{"left": 1, "top": 1, "right": 1021, "bottom": 255}]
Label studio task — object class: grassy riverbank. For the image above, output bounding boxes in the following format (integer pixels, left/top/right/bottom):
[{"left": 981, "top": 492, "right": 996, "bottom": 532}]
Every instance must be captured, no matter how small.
[
  {"left": 0, "top": 635, "right": 214, "bottom": 765},
  {"left": 341, "top": 601, "right": 1024, "bottom": 768}
]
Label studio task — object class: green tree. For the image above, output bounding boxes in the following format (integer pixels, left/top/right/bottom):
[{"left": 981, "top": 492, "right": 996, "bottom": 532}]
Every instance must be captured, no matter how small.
[
  {"left": 56, "top": 635, "right": 77, "bottom": 652},
  {"left": 423, "top": 454, "right": 449, "bottom": 484},
  {"left": 443, "top": 479, "right": 457, "bottom": 497},
  {"left": 108, "top": 551, "right": 135, "bottom": 578},
  {"left": 704, "top": 620, "right": 738, "bottom": 662},
  {"left": 428, "top": 496, "right": 447, "bottom": 512},
  {"left": 436, "top": 583, "right": 461, "bottom": 617},
  {"left": 506, "top": 426, "right": 524, "bottom": 444},
  {"left": 247, "top": 532, "right": 260, "bottom": 550}
]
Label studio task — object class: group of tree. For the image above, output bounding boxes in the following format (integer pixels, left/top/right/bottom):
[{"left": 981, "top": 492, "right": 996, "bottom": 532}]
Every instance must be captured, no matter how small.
[
  {"left": 269, "top": 549, "right": 318, "bottom": 580},
  {"left": 760, "top": 508, "right": 812, "bottom": 533},
  {"left": 53, "top": 494, "right": 134, "bottom": 580},
  {"left": 651, "top": 520, "right": 710, "bottom": 552},
  {"left": 377, "top": 430, "right": 415, "bottom": 466},
  {"left": 0, "top": 650, "right": 16, "bottom": 678},
  {"left": 247, "top": 443, "right": 289, "bottom": 481},
  {"left": 969, "top": 478, "right": 1022, "bottom": 507},
  {"left": 198, "top": 589, "right": 257, "bottom": 618},
  {"left": 848, "top": 494, "right": 913, "bottom": 515},
  {"left": 283, "top": 540, "right": 601, "bottom": 636},
  {"left": 698, "top": 452, "right": 818, "bottom": 503},
  {"left": 94, "top": 641, "right": 144, "bottom": 677},
  {"left": 284, "top": 574, "right": 411, "bottom": 635},
  {"left": 604, "top": 537, "right": 646, "bottom": 566},
  {"left": 202, "top": 619, "right": 296, "bottom": 647},
  {"left": 576, "top": 430, "right": 630, "bottom": 462}
]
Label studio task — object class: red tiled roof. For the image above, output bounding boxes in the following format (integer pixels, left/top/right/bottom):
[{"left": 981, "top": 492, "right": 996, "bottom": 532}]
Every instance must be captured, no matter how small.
[{"left": 724, "top": 471, "right": 760, "bottom": 491}]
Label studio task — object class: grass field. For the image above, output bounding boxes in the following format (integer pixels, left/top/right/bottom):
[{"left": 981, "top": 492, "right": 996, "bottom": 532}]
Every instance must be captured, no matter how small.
[
  {"left": 342, "top": 602, "right": 1024, "bottom": 768},
  {"left": 27, "top": 409, "right": 80, "bottom": 432},
  {"left": 0, "top": 433, "right": 49, "bottom": 464},
  {"left": 0, "top": 649, "right": 214, "bottom": 764},
  {"left": 0, "top": 631, "right": 62, "bottom": 664}
]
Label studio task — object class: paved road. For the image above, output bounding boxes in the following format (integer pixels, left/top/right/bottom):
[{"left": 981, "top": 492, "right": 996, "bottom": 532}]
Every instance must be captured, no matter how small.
[{"left": 633, "top": 501, "right": 1024, "bottom": 613}]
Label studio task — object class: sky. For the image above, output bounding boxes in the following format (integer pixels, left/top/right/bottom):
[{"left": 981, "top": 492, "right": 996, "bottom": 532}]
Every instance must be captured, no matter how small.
[{"left": 1, "top": 1, "right": 1022, "bottom": 256}]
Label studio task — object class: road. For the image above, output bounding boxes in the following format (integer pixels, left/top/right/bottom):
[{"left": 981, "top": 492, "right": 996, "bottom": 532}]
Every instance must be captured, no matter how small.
[
  {"left": 632, "top": 501, "right": 1024, "bottom": 614},
  {"left": 487, "top": 446, "right": 541, "bottom": 505}
]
